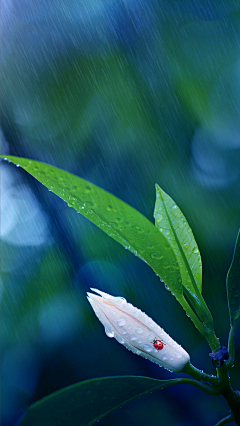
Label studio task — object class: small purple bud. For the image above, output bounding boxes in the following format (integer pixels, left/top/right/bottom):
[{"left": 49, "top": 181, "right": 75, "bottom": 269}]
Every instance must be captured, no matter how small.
[{"left": 209, "top": 346, "right": 229, "bottom": 367}]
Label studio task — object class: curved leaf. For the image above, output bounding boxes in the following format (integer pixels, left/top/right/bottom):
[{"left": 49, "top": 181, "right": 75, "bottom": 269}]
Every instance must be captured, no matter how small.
[
  {"left": 1, "top": 156, "right": 183, "bottom": 300},
  {"left": 154, "top": 185, "right": 214, "bottom": 330},
  {"left": 17, "top": 376, "right": 179, "bottom": 426},
  {"left": 227, "top": 229, "right": 240, "bottom": 327}
]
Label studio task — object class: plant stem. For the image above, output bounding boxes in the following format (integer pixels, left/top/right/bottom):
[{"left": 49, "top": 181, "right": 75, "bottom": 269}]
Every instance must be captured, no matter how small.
[
  {"left": 214, "top": 414, "right": 233, "bottom": 426},
  {"left": 217, "top": 364, "right": 240, "bottom": 425},
  {"left": 183, "top": 362, "right": 219, "bottom": 387}
]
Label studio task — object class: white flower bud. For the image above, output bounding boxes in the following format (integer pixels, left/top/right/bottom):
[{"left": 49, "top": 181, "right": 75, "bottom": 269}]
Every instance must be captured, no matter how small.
[{"left": 87, "top": 289, "right": 190, "bottom": 373}]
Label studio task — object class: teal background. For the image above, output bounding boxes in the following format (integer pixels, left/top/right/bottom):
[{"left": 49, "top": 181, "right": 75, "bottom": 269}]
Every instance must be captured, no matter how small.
[{"left": 1, "top": 1, "right": 240, "bottom": 425}]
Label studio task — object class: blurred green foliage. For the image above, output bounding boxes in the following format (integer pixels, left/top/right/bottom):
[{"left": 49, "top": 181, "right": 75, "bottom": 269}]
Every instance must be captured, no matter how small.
[{"left": 1, "top": 1, "right": 240, "bottom": 425}]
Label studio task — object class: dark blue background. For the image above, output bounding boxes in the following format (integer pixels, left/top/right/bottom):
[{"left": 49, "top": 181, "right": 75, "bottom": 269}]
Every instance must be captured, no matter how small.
[{"left": 1, "top": 1, "right": 240, "bottom": 425}]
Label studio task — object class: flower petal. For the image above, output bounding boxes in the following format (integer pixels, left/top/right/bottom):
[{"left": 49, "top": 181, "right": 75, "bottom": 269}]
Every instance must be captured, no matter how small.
[{"left": 87, "top": 289, "right": 190, "bottom": 373}]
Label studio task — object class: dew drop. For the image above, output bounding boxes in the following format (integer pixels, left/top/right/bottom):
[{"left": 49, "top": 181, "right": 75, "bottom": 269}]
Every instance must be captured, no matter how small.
[
  {"left": 135, "top": 225, "right": 144, "bottom": 233},
  {"left": 105, "top": 329, "right": 114, "bottom": 338},
  {"left": 175, "top": 352, "right": 182, "bottom": 358},
  {"left": 148, "top": 333, "right": 155, "bottom": 340},
  {"left": 84, "top": 201, "right": 94, "bottom": 208},
  {"left": 85, "top": 186, "right": 92, "bottom": 193},
  {"left": 155, "top": 213, "right": 163, "bottom": 221},
  {"left": 118, "top": 337, "right": 124, "bottom": 344},
  {"left": 130, "top": 334, "right": 136, "bottom": 341},
  {"left": 116, "top": 297, "right": 126, "bottom": 303},
  {"left": 136, "top": 327, "right": 144, "bottom": 335},
  {"left": 162, "top": 355, "right": 168, "bottom": 361},
  {"left": 193, "top": 247, "right": 199, "bottom": 254},
  {"left": 122, "top": 330, "right": 127, "bottom": 335},
  {"left": 150, "top": 252, "right": 163, "bottom": 260},
  {"left": 137, "top": 339, "right": 143, "bottom": 344},
  {"left": 144, "top": 344, "right": 152, "bottom": 352},
  {"left": 117, "top": 317, "right": 126, "bottom": 327}
]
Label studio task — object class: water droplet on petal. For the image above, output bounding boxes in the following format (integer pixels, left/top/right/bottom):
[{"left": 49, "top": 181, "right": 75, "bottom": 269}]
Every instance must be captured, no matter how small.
[
  {"left": 105, "top": 329, "right": 114, "bottom": 338},
  {"left": 136, "top": 327, "right": 144, "bottom": 334},
  {"left": 162, "top": 355, "right": 167, "bottom": 361},
  {"left": 175, "top": 352, "right": 182, "bottom": 358},
  {"left": 130, "top": 334, "right": 136, "bottom": 341},
  {"left": 116, "top": 297, "right": 126, "bottom": 303},
  {"left": 117, "top": 317, "right": 126, "bottom": 327},
  {"left": 144, "top": 344, "right": 152, "bottom": 352}
]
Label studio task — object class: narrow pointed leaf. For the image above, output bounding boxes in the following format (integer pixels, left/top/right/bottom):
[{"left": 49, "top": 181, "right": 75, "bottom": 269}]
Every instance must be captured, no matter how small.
[
  {"left": 227, "top": 229, "right": 240, "bottom": 328},
  {"left": 17, "top": 376, "right": 180, "bottom": 426},
  {"left": 154, "top": 185, "right": 214, "bottom": 330},
  {"left": 154, "top": 184, "right": 202, "bottom": 293},
  {"left": 1, "top": 156, "right": 183, "bottom": 299}
]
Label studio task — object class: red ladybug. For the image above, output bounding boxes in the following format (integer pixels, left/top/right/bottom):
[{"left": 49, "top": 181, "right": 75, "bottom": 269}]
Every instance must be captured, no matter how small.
[{"left": 153, "top": 339, "right": 164, "bottom": 350}]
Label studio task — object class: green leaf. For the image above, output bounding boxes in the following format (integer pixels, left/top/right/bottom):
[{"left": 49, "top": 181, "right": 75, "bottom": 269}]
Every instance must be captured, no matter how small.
[
  {"left": 17, "top": 376, "right": 178, "bottom": 426},
  {"left": 1, "top": 156, "right": 183, "bottom": 300},
  {"left": 227, "top": 229, "right": 240, "bottom": 327},
  {"left": 154, "top": 184, "right": 202, "bottom": 292},
  {"left": 154, "top": 185, "right": 214, "bottom": 330}
]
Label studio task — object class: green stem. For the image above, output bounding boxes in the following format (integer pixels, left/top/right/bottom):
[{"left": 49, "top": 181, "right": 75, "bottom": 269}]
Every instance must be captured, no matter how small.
[
  {"left": 214, "top": 414, "right": 233, "bottom": 426},
  {"left": 183, "top": 362, "right": 219, "bottom": 387},
  {"left": 217, "top": 364, "right": 240, "bottom": 425}
]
